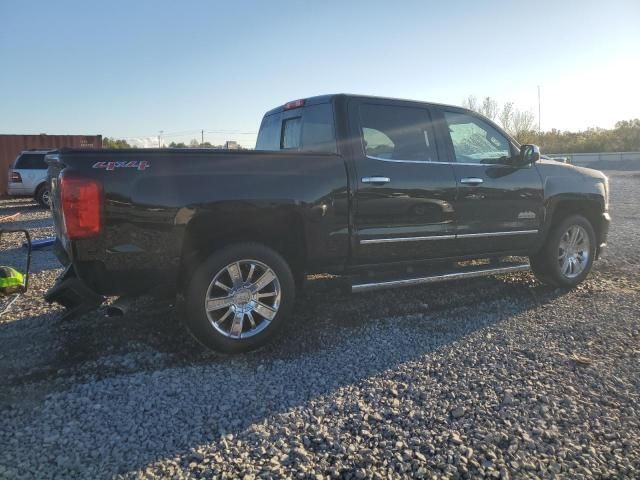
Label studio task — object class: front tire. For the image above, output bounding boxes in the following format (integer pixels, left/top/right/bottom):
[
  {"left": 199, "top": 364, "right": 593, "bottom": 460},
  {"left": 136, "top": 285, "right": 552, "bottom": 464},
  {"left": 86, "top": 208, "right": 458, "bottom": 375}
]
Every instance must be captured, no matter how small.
[
  {"left": 184, "top": 243, "right": 295, "bottom": 353},
  {"left": 530, "top": 214, "right": 596, "bottom": 288}
]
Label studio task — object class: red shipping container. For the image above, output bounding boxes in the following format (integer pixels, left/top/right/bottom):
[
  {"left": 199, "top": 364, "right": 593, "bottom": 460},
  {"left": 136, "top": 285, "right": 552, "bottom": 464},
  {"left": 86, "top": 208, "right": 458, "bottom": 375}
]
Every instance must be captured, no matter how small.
[{"left": 0, "top": 134, "right": 102, "bottom": 195}]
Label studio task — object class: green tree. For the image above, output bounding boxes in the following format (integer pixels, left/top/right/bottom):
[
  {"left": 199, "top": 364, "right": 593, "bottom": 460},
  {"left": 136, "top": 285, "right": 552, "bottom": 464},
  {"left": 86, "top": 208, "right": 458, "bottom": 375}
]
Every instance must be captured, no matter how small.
[
  {"left": 613, "top": 119, "right": 640, "bottom": 151},
  {"left": 463, "top": 96, "right": 640, "bottom": 151},
  {"left": 103, "top": 137, "right": 132, "bottom": 148},
  {"left": 536, "top": 120, "right": 640, "bottom": 153}
]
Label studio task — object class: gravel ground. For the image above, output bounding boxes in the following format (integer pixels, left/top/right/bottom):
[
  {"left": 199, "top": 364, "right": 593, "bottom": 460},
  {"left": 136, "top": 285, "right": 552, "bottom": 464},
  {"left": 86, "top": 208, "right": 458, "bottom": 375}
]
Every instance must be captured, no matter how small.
[{"left": 0, "top": 171, "right": 639, "bottom": 479}]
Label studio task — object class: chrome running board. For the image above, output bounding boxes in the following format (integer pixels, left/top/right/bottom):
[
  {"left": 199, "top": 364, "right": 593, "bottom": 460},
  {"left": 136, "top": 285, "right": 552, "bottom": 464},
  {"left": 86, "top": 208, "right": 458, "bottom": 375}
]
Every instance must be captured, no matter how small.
[{"left": 351, "top": 263, "right": 530, "bottom": 293}]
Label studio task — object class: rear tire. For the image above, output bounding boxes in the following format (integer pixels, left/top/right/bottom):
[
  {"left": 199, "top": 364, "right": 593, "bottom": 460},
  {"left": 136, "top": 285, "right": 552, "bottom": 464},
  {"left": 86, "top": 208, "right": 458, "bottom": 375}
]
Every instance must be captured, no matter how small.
[
  {"left": 184, "top": 242, "right": 295, "bottom": 353},
  {"left": 35, "top": 184, "right": 51, "bottom": 208},
  {"left": 530, "top": 214, "right": 596, "bottom": 288}
]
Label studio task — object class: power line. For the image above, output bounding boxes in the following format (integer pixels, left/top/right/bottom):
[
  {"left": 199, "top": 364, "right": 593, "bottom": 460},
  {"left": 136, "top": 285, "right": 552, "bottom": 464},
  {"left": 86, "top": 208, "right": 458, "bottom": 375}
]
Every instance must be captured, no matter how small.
[{"left": 110, "top": 129, "right": 257, "bottom": 140}]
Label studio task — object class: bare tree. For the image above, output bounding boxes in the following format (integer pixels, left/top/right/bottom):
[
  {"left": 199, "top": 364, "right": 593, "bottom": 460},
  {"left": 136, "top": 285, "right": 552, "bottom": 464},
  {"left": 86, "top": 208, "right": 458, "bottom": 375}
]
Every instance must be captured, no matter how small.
[
  {"left": 462, "top": 95, "right": 499, "bottom": 121},
  {"left": 464, "top": 95, "right": 537, "bottom": 142},
  {"left": 499, "top": 102, "right": 514, "bottom": 133},
  {"left": 461, "top": 95, "right": 479, "bottom": 112},
  {"left": 511, "top": 109, "right": 537, "bottom": 142},
  {"left": 479, "top": 97, "right": 499, "bottom": 121}
]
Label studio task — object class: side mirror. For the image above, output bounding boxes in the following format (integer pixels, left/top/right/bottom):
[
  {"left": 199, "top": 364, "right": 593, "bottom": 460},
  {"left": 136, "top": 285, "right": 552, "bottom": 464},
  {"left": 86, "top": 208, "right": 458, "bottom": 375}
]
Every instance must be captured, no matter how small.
[{"left": 519, "top": 144, "right": 540, "bottom": 165}]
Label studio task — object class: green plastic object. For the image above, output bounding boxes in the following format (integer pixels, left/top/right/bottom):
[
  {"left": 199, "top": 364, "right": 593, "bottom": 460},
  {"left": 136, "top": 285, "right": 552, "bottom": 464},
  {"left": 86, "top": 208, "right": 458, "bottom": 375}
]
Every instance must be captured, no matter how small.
[
  {"left": 0, "top": 228, "right": 31, "bottom": 295},
  {"left": 0, "top": 266, "right": 25, "bottom": 293}
]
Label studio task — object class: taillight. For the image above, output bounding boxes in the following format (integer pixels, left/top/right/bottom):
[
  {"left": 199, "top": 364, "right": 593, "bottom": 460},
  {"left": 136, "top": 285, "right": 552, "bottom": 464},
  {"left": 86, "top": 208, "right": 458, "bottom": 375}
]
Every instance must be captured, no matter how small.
[
  {"left": 9, "top": 170, "right": 22, "bottom": 183},
  {"left": 60, "top": 175, "right": 102, "bottom": 239},
  {"left": 283, "top": 99, "right": 305, "bottom": 110}
]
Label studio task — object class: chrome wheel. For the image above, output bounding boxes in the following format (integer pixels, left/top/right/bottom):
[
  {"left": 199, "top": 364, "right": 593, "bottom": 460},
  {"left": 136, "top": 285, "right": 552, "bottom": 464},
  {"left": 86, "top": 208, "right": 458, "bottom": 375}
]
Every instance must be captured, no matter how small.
[
  {"left": 558, "top": 225, "right": 590, "bottom": 278},
  {"left": 41, "top": 189, "right": 50, "bottom": 206},
  {"left": 204, "top": 259, "right": 281, "bottom": 339}
]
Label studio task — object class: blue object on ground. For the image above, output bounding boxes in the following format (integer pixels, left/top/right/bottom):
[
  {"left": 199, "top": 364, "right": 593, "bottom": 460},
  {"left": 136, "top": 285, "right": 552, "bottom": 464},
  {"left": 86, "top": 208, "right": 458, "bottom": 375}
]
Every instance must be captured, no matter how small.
[{"left": 23, "top": 237, "right": 55, "bottom": 249}]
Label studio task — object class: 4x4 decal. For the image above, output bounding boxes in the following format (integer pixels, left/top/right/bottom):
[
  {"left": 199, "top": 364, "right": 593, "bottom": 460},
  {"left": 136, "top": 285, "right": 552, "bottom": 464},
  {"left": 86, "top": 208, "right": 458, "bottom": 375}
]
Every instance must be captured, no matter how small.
[{"left": 92, "top": 161, "right": 150, "bottom": 171}]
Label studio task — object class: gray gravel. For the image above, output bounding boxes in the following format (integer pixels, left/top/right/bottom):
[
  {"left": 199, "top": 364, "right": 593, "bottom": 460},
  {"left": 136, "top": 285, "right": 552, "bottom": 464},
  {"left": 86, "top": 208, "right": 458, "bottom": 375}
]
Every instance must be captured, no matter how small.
[{"left": 1, "top": 171, "right": 639, "bottom": 479}]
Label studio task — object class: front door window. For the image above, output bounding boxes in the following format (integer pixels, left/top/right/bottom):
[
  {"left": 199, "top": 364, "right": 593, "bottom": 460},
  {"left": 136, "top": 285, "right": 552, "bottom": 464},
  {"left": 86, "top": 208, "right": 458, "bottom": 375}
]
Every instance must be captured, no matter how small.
[{"left": 443, "top": 111, "right": 512, "bottom": 165}]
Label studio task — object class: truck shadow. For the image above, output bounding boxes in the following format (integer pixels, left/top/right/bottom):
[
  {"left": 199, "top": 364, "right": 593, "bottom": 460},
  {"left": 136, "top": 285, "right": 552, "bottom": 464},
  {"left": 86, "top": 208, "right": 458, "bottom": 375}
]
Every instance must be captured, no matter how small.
[
  {"left": 0, "top": 246, "right": 61, "bottom": 273},
  {"left": 2, "top": 217, "right": 54, "bottom": 231},
  {"left": 0, "top": 273, "right": 569, "bottom": 477},
  {"left": 0, "top": 199, "right": 41, "bottom": 216}
]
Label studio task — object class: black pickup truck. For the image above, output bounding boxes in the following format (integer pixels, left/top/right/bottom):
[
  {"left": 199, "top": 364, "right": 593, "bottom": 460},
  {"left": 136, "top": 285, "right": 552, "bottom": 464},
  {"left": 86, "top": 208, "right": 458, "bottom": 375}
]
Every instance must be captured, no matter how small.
[{"left": 45, "top": 94, "right": 610, "bottom": 352}]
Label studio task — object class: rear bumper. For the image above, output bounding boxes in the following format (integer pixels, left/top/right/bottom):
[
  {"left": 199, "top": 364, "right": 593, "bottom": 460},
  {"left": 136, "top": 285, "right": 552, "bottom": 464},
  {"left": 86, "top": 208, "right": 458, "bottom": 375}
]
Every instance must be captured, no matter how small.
[
  {"left": 44, "top": 265, "right": 104, "bottom": 319},
  {"left": 596, "top": 212, "right": 611, "bottom": 259},
  {"left": 7, "top": 184, "right": 33, "bottom": 195},
  {"left": 52, "top": 238, "right": 177, "bottom": 297}
]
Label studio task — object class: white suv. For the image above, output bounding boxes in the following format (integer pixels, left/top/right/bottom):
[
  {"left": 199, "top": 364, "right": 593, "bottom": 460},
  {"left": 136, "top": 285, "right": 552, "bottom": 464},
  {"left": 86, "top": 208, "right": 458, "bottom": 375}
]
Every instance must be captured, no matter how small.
[{"left": 7, "top": 150, "right": 52, "bottom": 207}]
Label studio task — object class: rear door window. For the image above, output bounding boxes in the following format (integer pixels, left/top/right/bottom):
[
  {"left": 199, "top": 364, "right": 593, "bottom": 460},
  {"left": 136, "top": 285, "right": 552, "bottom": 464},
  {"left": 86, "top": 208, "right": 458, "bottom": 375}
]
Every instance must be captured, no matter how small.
[
  {"left": 16, "top": 154, "right": 47, "bottom": 169},
  {"left": 362, "top": 128, "right": 394, "bottom": 159},
  {"left": 359, "top": 104, "right": 436, "bottom": 161},
  {"left": 300, "top": 103, "right": 336, "bottom": 153}
]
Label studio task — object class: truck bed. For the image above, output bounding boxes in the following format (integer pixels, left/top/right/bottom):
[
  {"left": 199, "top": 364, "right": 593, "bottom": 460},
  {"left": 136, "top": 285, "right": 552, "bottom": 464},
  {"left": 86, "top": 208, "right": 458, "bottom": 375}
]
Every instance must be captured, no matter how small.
[{"left": 47, "top": 148, "right": 350, "bottom": 296}]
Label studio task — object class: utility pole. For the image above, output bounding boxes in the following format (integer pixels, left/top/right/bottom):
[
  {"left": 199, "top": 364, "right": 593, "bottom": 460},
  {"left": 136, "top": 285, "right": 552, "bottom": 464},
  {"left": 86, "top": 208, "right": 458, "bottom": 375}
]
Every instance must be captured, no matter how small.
[
  {"left": 158, "top": 130, "right": 163, "bottom": 148},
  {"left": 537, "top": 85, "right": 541, "bottom": 134},
  {"left": 201, "top": 129, "right": 204, "bottom": 145}
]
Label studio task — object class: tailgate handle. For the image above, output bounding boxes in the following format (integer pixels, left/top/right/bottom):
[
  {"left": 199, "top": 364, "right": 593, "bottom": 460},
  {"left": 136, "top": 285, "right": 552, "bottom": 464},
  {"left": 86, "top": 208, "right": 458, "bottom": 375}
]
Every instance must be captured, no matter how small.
[
  {"left": 460, "top": 177, "right": 484, "bottom": 185},
  {"left": 362, "top": 176, "right": 391, "bottom": 185}
]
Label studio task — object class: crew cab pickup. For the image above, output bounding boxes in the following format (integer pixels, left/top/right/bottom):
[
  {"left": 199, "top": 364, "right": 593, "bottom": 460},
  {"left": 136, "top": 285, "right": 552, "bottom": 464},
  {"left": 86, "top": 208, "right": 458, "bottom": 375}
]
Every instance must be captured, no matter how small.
[{"left": 45, "top": 94, "right": 610, "bottom": 352}]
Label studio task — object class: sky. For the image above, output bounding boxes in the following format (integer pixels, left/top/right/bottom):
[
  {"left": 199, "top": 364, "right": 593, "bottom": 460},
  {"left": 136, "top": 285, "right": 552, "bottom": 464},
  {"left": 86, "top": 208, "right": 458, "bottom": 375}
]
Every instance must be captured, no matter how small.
[{"left": 1, "top": 0, "right": 638, "bottom": 147}]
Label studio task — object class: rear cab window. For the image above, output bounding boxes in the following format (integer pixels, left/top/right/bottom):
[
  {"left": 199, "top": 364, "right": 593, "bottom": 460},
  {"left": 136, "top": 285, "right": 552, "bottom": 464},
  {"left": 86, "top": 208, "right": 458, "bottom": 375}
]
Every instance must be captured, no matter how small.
[
  {"left": 256, "top": 101, "right": 337, "bottom": 153},
  {"left": 281, "top": 117, "right": 302, "bottom": 149},
  {"left": 15, "top": 153, "right": 47, "bottom": 169}
]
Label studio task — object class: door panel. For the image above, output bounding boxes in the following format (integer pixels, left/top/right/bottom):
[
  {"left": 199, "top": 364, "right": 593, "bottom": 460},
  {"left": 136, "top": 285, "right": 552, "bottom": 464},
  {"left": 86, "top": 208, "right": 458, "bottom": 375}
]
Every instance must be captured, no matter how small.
[
  {"left": 451, "top": 163, "right": 544, "bottom": 253},
  {"left": 350, "top": 100, "right": 458, "bottom": 264},
  {"left": 435, "top": 108, "right": 544, "bottom": 254},
  {"left": 19, "top": 169, "right": 36, "bottom": 191}
]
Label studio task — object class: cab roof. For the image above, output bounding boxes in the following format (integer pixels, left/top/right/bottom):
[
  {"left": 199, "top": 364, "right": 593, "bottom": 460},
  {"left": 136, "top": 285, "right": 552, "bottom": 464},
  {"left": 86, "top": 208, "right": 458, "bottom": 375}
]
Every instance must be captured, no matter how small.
[{"left": 262, "top": 93, "right": 466, "bottom": 117}]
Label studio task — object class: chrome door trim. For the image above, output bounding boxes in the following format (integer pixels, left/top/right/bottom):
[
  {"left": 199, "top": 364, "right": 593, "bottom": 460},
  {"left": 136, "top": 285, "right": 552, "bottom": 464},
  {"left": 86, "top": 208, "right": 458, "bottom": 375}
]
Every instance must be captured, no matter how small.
[
  {"left": 452, "top": 162, "right": 501, "bottom": 167},
  {"left": 359, "top": 229, "right": 538, "bottom": 244},
  {"left": 456, "top": 229, "right": 538, "bottom": 239},
  {"left": 365, "top": 154, "right": 503, "bottom": 167},
  {"left": 365, "top": 154, "right": 433, "bottom": 164},
  {"left": 360, "top": 234, "right": 456, "bottom": 244}
]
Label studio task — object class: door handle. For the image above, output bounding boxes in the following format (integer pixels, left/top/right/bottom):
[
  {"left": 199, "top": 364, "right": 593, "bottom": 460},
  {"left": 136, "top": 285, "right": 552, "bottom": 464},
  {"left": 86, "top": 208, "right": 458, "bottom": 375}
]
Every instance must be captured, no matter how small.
[
  {"left": 361, "top": 176, "right": 391, "bottom": 185},
  {"left": 460, "top": 177, "right": 484, "bottom": 185}
]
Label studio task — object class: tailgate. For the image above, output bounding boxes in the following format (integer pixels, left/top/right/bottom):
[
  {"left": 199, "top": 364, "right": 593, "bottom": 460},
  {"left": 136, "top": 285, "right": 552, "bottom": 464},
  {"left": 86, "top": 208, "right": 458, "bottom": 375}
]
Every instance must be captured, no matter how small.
[{"left": 45, "top": 153, "right": 70, "bottom": 256}]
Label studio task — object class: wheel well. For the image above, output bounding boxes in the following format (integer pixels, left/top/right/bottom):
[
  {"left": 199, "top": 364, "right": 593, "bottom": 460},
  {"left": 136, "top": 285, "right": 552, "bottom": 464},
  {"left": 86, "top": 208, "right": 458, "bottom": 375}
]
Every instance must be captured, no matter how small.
[
  {"left": 549, "top": 198, "right": 604, "bottom": 240},
  {"left": 35, "top": 182, "right": 47, "bottom": 195},
  {"left": 179, "top": 210, "right": 306, "bottom": 288}
]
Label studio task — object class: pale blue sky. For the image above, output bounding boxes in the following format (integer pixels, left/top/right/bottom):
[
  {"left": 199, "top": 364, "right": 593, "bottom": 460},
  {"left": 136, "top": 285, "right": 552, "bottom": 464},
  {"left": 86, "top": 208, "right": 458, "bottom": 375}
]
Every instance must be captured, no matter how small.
[{"left": 1, "top": 0, "right": 638, "bottom": 147}]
